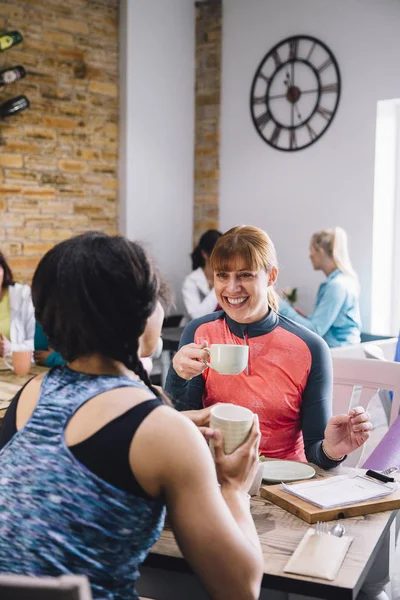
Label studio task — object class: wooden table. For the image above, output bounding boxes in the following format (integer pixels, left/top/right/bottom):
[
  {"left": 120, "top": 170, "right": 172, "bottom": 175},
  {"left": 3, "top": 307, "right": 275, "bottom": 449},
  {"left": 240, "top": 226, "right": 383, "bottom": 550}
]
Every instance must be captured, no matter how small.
[
  {"left": 0, "top": 361, "right": 47, "bottom": 423},
  {"left": 137, "top": 470, "right": 397, "bottom": 600}
]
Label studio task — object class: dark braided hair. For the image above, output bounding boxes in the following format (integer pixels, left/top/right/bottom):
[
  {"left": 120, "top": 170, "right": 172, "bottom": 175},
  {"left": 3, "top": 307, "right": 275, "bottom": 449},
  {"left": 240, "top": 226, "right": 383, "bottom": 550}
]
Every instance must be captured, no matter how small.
[{"left": 31, "top": 232, "right": 167, "bottom": 396}]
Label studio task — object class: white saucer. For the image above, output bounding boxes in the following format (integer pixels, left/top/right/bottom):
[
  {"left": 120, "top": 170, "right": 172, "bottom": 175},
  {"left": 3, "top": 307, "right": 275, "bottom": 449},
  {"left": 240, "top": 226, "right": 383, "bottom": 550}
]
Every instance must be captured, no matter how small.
[{"left": 262, "top": 460, "right": 316, "bottom": 483}]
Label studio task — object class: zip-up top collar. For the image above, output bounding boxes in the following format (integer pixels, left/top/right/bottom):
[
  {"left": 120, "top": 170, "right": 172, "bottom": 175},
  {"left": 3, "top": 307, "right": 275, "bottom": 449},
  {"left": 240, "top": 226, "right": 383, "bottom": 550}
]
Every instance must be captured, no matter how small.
[{"left": 225, "top": 309, "right": 279, "bottom": 339}]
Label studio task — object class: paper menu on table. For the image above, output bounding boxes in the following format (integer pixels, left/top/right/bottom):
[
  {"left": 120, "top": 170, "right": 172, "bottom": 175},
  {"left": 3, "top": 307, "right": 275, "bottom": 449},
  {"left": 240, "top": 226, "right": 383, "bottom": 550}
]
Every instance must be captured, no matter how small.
[{"left": 281, "top": 475, "right": 398, "bottom": 508}]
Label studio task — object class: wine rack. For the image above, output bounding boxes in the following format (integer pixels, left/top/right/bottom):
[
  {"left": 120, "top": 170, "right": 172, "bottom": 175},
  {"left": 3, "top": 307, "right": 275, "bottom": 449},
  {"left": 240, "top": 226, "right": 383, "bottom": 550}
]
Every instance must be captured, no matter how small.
[{"left": 0, "top": 30, "right": 29, "bottom": 130}]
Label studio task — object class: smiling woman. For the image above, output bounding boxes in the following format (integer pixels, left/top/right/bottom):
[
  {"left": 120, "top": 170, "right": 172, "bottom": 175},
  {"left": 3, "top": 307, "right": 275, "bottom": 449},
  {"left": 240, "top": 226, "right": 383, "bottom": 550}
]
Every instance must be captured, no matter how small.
[
  {"left": 165, "top": 225, "right": 372, "bottom": 469},
  {"left": 211, "top": 227, "right": 278, "bottom": 321}
]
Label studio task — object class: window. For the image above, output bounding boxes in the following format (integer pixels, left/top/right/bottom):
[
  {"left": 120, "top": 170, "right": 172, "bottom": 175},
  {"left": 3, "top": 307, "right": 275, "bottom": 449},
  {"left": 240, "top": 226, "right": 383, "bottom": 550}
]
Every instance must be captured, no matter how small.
[{"left": 371, "top": 99, "right": 400, "bottom": 336}]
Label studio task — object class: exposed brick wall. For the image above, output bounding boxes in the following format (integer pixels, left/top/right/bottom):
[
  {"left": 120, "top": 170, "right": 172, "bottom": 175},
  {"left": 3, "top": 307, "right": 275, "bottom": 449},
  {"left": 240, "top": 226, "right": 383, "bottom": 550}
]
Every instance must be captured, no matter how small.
[
  {"left": 0, "top": 0, "right": 119, "bottom": 282},
  {"left": 194, "top": 0, "right": 221, "bottom": 244}
]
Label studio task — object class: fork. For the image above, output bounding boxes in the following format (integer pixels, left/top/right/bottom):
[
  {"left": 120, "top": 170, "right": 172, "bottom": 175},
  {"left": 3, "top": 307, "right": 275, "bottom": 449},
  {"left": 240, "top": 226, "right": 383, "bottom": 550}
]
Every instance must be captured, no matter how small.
[{"left": 315, "top": 521, "right": 329, "bottom": 535}]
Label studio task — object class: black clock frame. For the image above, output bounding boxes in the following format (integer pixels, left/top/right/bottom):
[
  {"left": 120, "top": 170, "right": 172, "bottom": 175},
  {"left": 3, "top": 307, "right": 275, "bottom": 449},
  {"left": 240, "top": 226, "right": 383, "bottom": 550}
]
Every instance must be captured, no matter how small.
[{"left": 250, "top": 35, "right": 341, "bottom": 152}]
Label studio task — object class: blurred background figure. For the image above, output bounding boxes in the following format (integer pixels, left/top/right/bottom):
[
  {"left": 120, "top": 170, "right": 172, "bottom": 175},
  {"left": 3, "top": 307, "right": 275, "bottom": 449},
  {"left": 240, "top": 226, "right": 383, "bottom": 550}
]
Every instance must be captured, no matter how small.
[
  {"left": 34, "top": 322, "right": 65, "bottom": 367},
  {"left": 279, "top": 227, "right": 361, "bottom": 348},
  {"left": 0, "top": 251, "right": 34, "bottom": 358},
  {"left": 181, "top": 229, "right": 222, "bottom": 321}
]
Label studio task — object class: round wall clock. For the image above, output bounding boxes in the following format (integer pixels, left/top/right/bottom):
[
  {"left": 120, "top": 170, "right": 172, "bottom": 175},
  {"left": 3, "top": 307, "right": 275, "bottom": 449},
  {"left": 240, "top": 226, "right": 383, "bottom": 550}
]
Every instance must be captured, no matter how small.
[{"left": 250, "top": 35, "right": 341, "bottom": 151}]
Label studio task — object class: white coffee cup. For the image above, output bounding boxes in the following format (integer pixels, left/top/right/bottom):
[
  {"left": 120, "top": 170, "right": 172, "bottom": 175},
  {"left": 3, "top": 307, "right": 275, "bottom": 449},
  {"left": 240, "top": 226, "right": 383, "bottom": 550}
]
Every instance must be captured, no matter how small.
[
  {"left": 203, "top": 344, "right": 248, "bottom": 375},
  {"left": 210, "top": 403, "right": 254, "bottom": 455}
]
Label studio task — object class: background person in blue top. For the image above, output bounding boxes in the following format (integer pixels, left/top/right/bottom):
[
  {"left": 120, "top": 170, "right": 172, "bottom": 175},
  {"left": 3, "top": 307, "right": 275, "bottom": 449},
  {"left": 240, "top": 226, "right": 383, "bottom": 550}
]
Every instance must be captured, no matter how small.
[
  {"left": 34, "top": 322, "right": 65, "bottom": 367},
  {"left": 279, "top": 227, "right": 361, "bottom": 348}
]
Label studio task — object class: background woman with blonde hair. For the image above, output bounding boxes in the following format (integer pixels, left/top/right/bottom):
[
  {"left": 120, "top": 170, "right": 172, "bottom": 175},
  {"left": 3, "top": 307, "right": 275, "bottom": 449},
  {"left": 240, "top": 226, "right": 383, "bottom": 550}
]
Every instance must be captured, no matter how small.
[
  {"left": 166, "top": 225, "right": 371, "bottom": 469},
  {"left": 279, "top": 227, "right": 361, "bottom": 348}
]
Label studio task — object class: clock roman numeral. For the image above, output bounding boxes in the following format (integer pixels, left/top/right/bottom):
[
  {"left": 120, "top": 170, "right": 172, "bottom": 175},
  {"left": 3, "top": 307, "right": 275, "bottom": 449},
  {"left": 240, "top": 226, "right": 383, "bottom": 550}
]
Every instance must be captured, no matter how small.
[
  {"left": 289, "top": 129, "right": 297, "bottom": 150},
  {"left": 272, "top": 50, "right": 281, "bottom": 68},
  {"left": 321, "top": 82, "right": 339, "bottom": 93},
  {"left": 306, "top": 122, "right": 317, "bottom": 140},
  {"left": 289, "top": 38, "right": 298, "bottom": 60},
  {"left": 306, "top": 41, "right": 316, "bottom": 61},
  {"left": 270, "top": 125, "right": 282, "bottom": 146},
  {"left": 258, "top": 72, "right": 271, "bottom": 84},
  {"left": 317, "top": 57, "right": 333, "bottom": 73},
  {"left": 255, "top": 111, "right": 272, "bottom": 130},
  {"left": 316, "top": 106, "right": 333, "bottom": 121},
  {"left": 253, "top": 96, "right": 267, "bottom": 105}
]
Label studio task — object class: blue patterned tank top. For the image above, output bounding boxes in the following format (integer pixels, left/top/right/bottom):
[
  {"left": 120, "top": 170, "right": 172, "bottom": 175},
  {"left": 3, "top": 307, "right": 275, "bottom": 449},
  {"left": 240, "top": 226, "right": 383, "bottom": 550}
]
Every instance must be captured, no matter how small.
[{"left": 0, "top": 366, "right": 166, "bottom": 599}]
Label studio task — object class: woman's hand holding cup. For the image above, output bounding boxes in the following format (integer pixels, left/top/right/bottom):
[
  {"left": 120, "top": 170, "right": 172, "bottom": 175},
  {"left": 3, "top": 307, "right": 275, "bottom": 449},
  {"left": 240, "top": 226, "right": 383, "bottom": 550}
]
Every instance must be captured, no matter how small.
[
  {"left": 213, "top": 415, "right": 260, "bottom": 495},
  {"left": 172, "top": 341, "right": 209, "bottom": 380}
]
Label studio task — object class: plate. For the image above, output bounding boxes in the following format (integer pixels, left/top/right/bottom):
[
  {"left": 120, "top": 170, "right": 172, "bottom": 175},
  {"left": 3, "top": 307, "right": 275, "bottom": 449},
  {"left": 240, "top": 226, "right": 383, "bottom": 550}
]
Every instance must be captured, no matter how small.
[{"left": 262, "top": 460, "right": 316, "bottom": 483}]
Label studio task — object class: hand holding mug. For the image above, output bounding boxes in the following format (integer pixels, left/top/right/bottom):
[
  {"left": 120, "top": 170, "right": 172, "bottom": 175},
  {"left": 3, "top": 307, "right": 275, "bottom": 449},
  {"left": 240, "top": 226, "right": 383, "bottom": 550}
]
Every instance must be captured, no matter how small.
[
  {"left": 183, "top": 404, "right": 222, "bottom": 442},
  {"left": 213, "top": 415, "right": 260, "bottom": 494},
  {"left": 202, "top": 344, "right": 249, "bottom": 375},
  {"left": 172, "top": 341, "right": 209, "bottom": 380}
]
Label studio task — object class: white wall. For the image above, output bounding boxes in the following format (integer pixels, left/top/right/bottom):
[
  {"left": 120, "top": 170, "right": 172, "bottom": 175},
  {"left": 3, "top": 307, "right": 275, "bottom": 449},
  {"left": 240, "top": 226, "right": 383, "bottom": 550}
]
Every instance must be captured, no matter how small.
[
  {"left": 119, "top": 0, "right": 195, "bottom": 313},
  {"left": 220, "top": 0, "right": 400, "bottom": 330}
]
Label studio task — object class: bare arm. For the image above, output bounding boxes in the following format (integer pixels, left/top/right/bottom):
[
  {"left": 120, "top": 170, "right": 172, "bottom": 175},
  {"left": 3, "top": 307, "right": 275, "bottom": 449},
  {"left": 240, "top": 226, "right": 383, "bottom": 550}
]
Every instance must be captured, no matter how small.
[{"left": 131, "top": 408, "right": 263, "bottom": 600}]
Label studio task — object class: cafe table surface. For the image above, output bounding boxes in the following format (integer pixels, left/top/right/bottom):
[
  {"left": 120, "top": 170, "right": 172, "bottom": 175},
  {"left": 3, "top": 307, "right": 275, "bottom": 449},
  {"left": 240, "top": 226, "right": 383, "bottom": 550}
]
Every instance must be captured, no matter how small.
[{"left": 137, "top": 461, "right": 397, "bottom": 600}]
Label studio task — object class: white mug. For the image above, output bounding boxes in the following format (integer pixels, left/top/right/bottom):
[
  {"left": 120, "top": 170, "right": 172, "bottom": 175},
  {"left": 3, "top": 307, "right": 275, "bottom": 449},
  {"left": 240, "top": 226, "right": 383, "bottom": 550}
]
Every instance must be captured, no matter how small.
[
  {"left": 210, "top": 403, "right": 254, "bottom": 455},
  {"left": 203, "top": 344, "right": 248, "bottom": 375}
]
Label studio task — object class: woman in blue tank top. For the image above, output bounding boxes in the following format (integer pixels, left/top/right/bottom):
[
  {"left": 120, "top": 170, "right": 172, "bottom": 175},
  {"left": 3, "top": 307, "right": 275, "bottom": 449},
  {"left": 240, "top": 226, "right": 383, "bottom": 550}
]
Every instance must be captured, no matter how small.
[{"left": 0, "top": 232, "right": 263, "bottom": 600}]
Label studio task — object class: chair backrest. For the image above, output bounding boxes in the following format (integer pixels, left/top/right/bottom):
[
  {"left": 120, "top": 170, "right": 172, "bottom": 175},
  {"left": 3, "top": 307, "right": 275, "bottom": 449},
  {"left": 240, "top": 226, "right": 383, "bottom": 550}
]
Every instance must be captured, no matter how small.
[
  {"left": 0, "top": 575, "right": 92, "bottom": 600},
  {"left": 332, "top": 357, "right": 400, "bottom": 427},
  {"left": 362, "top": 337, "right": 399, "bottom": 361},
  {"left": 330, "top": 345, "right": 366, "bottom": 358},
  {"left": 332, "top": 357, "right": 400, "bottom": 467},
  {"left": 330, "top": 337, "right": 399, "bottom": 360}
]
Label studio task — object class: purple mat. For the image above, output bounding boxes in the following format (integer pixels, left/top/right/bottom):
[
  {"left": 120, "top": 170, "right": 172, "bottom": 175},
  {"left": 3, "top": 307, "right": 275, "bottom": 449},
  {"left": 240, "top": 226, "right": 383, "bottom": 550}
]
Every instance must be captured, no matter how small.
[{"left": 363, "top": 414, "right": 400, "bottom": 470}]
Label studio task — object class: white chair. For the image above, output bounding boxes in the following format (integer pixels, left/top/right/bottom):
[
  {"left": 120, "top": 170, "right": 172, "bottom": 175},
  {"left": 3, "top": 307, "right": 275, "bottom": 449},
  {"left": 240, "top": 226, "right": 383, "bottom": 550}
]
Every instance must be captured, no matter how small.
[
  {"left": 332, "top": 357, "right": 400, "bottom": 467},
  {"left": 0, "top": 574, "right": 92, "bottom": 600},
  {"left": 363, "top": 337, "right": 399, "bottom": 361},
  {"left": 330, "top": 337, "right": 398, "bottom": 360},
  {"left": 330, "top": 345, "right": 366, "bottom": 358},
  {"left": 331, "top": 338, "right": 399, "bottom": 424}
]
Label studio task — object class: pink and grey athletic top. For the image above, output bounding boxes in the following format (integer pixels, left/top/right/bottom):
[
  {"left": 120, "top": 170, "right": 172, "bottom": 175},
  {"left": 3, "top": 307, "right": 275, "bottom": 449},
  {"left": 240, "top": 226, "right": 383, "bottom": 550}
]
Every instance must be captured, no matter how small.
[{"left": 165, "top": 309, "right": 341, "bottom": 469}]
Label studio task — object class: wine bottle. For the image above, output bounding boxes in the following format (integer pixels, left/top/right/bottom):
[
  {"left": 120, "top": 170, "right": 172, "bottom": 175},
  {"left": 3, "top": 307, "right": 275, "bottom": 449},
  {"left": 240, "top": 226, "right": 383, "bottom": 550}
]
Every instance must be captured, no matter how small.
[
  {"left": 0, "top": 95, "right": 30, "bottom": 118},
  {"left": 0, "top": 31, "right": 23, "bottom": 52},
  {"left": 0, "top": 65, "right": 26, "bottom": 86}
]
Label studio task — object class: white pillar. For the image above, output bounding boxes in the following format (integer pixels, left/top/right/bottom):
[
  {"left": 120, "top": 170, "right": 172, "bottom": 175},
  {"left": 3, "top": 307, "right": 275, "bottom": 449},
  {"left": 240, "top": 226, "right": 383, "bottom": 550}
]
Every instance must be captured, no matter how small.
[{"left": 119, "top": 0, "right": 195, "bottom": 313}]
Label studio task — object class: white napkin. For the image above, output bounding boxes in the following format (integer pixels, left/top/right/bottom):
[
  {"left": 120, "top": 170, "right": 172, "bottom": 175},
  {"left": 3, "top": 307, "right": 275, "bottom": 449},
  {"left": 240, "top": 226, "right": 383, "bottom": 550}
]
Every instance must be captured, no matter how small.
[{"left": 284, "top": 527, "right": 353, "bottom": 580}]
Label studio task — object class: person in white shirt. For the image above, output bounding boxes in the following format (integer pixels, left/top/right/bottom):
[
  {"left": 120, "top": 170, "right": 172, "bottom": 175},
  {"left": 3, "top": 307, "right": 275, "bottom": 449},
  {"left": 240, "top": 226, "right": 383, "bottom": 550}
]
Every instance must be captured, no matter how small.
[
  {"left": 182, "top": 229, "right": 222, "bottom": 320},
  {"left": 0, "top": 250, "right": 35, "bottom": 357}
]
